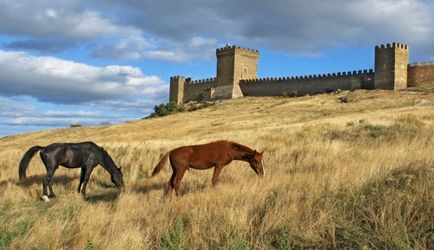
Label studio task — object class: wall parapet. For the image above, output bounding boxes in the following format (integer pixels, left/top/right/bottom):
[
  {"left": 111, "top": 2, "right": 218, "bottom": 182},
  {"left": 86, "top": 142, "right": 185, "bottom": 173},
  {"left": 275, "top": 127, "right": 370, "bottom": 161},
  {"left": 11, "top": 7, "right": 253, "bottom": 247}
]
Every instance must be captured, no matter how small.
[
  {"left": 408, "top": 62, "right": 434, "bottom": 67},
  {"left": 240, "top": 69, "right": 374, "bottom": 83},
  {"left": 375, "top": 42, "right": 408, "bottom": 50},
  {"left": 170, "top": 75, "right": 187, "bottom": 80},
  {"left": 189, "top": 77, "right": 217, "bottom": 84},
  {"left": 216, "top": 44, "right": 259, "bottom": 55}
]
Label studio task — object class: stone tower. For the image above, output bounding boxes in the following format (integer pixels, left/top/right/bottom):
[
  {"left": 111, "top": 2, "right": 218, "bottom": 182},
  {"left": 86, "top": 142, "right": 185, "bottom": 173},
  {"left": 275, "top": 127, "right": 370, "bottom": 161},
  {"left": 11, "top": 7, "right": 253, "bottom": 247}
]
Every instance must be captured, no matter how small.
[
  {"left": 374, "top": 43, "right": 409, "bottom": 90},
  {"left": 214, "top": 45, "right": 259, "bottom": 99},
  {"left": 169, "top": 76, "right": 186, "bottom": 104}
]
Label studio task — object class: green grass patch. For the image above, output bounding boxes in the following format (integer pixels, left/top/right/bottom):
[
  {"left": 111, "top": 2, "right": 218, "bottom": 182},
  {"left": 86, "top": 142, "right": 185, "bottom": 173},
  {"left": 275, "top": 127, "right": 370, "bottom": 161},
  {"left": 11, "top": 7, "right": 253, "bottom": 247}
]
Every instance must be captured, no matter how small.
[
  {"left": 228, "top": 233, "right": 249, "bottom": 250},
  {"left": 0, "top": 218, "right": 34, "bottom": 249},
  {"left": 326, "top": 115, "right": 431, "bottom": 143},
  {"left": 160, "top": 218, "right": 189, "bottom": 250},
  {"left": 329, "top": 165, "right": 434, "bottom": 249}
]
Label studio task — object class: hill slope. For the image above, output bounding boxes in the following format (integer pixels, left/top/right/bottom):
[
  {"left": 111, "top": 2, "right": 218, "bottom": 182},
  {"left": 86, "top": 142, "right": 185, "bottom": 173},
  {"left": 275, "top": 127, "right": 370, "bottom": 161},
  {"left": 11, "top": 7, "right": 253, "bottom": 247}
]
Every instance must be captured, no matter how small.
[{"left": 0, "top": 90, "right": 433, "bottom": 249}]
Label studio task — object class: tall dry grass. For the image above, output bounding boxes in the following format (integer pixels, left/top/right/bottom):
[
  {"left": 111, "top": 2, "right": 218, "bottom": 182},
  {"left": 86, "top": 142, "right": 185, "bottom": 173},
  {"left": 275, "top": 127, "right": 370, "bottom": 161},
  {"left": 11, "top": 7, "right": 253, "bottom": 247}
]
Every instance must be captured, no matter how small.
[{"left": 0, "top": 90, "right": 433, "bottom": 249}]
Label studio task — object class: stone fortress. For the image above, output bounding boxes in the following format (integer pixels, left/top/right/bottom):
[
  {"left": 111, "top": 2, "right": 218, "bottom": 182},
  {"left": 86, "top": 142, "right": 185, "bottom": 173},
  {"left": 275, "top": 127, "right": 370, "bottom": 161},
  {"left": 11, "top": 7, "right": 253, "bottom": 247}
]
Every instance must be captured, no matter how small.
[{"left": 169, "top": 43, "right": 434, "bottom": 104}]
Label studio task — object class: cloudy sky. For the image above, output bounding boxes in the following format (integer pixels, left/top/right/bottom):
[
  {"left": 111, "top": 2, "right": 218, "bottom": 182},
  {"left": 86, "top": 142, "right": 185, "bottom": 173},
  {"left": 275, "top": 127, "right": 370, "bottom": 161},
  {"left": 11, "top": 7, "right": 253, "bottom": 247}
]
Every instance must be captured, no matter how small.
[{"left": 1, "top": 0, "right": 433, "bottom": 136}]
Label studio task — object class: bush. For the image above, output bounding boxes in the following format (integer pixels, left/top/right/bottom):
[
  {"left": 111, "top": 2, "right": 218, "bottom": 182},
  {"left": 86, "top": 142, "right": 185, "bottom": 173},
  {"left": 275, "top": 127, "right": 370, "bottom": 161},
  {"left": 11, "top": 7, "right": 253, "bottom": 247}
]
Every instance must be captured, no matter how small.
[
  {"left": 149, "top": 102, "right": 185, "bottom": 118},
  {"left": 69, "top": 124, "right": 82, "bottom": 128},
  {"left": 147, "top": 101, "right": 214, "bottom": 118}
]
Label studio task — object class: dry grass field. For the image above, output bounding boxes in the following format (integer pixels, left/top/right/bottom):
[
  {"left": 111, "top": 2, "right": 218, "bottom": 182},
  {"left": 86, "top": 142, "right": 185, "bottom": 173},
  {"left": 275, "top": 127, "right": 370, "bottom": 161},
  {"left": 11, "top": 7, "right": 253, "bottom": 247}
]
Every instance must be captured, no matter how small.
[{"left": 0, "top": 89, "right": 433, "bottom": 249}]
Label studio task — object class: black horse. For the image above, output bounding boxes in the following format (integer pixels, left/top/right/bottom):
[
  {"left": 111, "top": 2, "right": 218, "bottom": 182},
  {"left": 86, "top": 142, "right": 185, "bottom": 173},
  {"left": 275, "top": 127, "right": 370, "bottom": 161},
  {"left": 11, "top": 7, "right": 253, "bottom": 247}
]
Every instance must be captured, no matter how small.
[{"left": 19, "top": 141, "right": 124, "bottom": 198}]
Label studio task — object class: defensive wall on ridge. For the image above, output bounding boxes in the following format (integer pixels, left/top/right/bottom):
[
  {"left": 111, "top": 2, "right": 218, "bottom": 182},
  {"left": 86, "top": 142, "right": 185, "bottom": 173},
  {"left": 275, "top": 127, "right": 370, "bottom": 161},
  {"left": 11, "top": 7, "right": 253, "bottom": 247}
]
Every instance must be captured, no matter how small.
[
  {"left": 184, "top": 78, "right": 215, "bottom": 102},
  {"left": 169, "top": 43, "right": 434, "bottom": 104},
  {"left": 239, "top": 70, "right": 374, "bottom": 97},
  {"left": 408, "top": 62, "right": 434, "bottom": 88}
]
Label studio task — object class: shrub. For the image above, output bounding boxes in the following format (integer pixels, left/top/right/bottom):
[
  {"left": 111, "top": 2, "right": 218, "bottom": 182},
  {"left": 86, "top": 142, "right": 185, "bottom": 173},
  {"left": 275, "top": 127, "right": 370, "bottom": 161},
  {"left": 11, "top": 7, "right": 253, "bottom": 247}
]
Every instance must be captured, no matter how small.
[
  {"left": 147, "top": 101, "right": 214, "bottom": 118},
  {"left": 149, "top": 102, "right": 185, "bottom": 118}
]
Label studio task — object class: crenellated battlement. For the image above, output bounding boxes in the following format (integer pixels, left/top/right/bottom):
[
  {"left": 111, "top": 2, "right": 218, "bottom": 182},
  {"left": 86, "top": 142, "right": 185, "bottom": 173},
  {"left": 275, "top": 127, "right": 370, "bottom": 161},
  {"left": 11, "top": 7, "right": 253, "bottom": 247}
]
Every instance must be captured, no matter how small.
[
  {"left": 189, "top": 77, "right": 217, "bottom": 85},
  {"left": 409, "top": 61, "right": 434, "bottom": 67},
  {"left": 375, "top": 42, "right": 408, "bottom": 50},
  {"left": 216, "top": 44, "right": 259, "bottom": 55},
  {"left": 240, "top": 69, "right": 374, "bottom": 83},
  {"left": 169, "top": 42, "right": 433, "bottom": 104},
  {"left": 170, "top": 75, "right": 187, "bottom": 81}
]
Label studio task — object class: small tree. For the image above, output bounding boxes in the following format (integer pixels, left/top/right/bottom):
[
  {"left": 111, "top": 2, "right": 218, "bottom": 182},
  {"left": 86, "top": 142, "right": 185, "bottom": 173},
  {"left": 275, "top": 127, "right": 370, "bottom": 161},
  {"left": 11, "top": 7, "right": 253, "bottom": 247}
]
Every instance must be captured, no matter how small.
[
  {"left": 146, "top": 101, "right": 213, "bottom": 118},
  {"left": 150, "top": 102, "right": 185, "bottom": 117}
]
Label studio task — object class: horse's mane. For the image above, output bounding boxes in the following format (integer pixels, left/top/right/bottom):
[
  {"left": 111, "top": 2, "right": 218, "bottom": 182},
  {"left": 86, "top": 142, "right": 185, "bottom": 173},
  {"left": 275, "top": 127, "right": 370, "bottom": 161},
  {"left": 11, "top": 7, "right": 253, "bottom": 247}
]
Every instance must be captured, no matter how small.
[
  {"left": 100, "top": 149, "right": 118, "bottom": 170},
  {"left": 230, "top": 142, "right": 254, "bottom": 154}
]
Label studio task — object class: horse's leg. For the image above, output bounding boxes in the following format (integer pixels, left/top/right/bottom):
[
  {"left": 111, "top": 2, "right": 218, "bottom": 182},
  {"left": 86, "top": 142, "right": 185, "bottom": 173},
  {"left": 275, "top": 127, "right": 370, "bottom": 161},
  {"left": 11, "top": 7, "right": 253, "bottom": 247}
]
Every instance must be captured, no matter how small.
[
  {"left": 40, "top": 153, "right": 56, "bottom": 197},
  {"left": 80, "top": 165, "right": 95, "bottom": 197},
  {"left": 174, "top": 167, "right": 187, "bottom": 196},
  {"left": 212, "top": 165, "right": 223, "bottom": 186},
  {"left": 77, "top": 167, "right": 85, "bottom": 193},
  {"left": 168, "top": 171, "right": 176, "bottom": 200},
  {"left": 47, "top": 165, "right": 59, "bottom": 197}
]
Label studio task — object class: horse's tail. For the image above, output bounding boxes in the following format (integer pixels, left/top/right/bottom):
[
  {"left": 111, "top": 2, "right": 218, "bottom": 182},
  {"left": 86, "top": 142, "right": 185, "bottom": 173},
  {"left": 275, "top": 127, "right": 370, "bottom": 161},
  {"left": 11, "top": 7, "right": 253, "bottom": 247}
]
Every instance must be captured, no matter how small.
[
  {"left": 151, "top": 151, "right": 171, "bottom": 177},
  {"left": 19, "top": 145, "right": 43, "bottom": 180}
]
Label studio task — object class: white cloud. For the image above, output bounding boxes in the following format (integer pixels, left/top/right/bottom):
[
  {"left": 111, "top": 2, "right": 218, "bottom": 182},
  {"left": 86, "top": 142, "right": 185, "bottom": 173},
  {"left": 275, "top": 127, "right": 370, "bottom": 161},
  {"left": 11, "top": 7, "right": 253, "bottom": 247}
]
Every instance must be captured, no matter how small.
[
  {"left": 0, "top": 50, "right": 167, "bottom": 104},
  {"left": 0, "top": 96, "right": 35, "bottom": 117},
  {"left": 43, "top": 110, "right": 104, "bottom": 117},
  {"left": 0, "top": 51, "right": 167, "bottom": 134},
  {"left": 0, "top": 1, "right": 120, "bottom": 41},
  {"left": 92, "top": 35, "right": 205, "bottom": 62},
  {"left": 95, "top": 0, "right": 434, "bottom": 57},
  {"left": 1, "top": 0, "right": 434, "bottom": 59},
  {"left": 5, "top": 116, "right": 98, "bottom": 126},
  {"left": 12, "top": 0, "right": 425, "bottom": 61},
  {"left": 0, "top": 96, "right": 142, "bottom": 131}
]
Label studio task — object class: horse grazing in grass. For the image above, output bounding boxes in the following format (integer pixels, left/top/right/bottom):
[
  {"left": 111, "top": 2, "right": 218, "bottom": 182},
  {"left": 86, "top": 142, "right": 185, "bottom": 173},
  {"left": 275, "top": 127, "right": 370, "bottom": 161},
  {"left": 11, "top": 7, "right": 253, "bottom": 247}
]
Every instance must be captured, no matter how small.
[
  {"left": 152, "top": 140, "right": 265, "bottom": 198},
  {"left": 19, "top": 141, "right": 124, "bottom": 199}
]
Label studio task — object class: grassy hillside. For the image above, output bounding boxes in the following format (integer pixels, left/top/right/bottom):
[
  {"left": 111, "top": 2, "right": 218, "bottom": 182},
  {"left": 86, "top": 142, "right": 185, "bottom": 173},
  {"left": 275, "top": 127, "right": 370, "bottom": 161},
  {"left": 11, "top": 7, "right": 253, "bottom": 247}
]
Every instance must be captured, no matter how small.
[{"left": 0, "top": 90, "right": 433, "bottom": 249}]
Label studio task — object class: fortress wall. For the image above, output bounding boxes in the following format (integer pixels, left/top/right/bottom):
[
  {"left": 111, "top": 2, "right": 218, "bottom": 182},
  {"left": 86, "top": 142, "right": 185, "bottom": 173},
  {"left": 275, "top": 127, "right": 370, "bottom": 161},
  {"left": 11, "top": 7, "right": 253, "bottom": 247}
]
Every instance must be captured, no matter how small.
[
  {"left": 184, "top": 78, "right": 215, "bottom": 102},
  {"left": 408, "top": 62, "right": 434, "bottom": 88},
  {"left": 240, "top": 70, "right": 374, "bottom": 96}
]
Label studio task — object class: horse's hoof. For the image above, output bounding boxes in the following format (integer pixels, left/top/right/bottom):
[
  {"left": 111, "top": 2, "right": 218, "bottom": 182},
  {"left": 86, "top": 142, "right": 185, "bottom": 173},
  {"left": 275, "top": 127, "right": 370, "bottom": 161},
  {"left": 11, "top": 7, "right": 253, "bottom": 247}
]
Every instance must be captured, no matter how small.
[{"left": 41, "top": 195, "right": 50, "bottom": 202}]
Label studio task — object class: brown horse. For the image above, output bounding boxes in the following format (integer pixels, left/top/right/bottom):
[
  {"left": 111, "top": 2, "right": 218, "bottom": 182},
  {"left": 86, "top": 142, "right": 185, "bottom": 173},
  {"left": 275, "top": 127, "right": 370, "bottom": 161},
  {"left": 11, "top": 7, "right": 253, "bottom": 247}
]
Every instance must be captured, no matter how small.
[{"left": 151, "top": 140, "right": 265, "bottom": 198}]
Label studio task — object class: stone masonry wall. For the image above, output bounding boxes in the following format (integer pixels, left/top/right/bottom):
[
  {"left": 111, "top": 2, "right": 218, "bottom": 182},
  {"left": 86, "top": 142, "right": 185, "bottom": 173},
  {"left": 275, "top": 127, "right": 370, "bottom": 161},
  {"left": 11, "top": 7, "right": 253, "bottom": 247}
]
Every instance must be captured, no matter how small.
[
  {"left": 183, "top": 78, "right": 215, "bottom": 102},
  {"left": 232, "top": 48, "right": 259, "bottom": 98},
  {"left": 215, "top": 46, "right": 259, "bottom": 99},
  {"left": 169, "top": 76, "right": 186, "bottom": 104},
  {"left": 407, "top": 62, "right": 434, "bottom": 88},
  {"left": 394, "top": 45, "right": 409, "bottom": 90},
  {"left": 240, "top": 70, "right": 374, "bottom": 96},
  {"left": 172, "top": 43, "right": 434, "bottom": 104},
  {"left": 374, "top": 43, "right": 409, "bottom": 90}
]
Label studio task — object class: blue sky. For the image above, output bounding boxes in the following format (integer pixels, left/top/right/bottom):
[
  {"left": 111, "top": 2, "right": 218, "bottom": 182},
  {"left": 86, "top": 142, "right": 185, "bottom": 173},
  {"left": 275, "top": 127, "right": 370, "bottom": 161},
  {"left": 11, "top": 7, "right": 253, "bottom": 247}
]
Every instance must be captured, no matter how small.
[{"left": 1, "top": 0, "right": 434, "bottom": 137}]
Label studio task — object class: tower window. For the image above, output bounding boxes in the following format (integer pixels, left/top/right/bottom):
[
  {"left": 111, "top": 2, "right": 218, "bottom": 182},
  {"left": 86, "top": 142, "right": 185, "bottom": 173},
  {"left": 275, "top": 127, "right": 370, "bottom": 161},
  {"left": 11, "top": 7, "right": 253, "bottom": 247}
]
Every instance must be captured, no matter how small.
[{"left": 242, "top": 67, "right": 248, "bottom": 79}]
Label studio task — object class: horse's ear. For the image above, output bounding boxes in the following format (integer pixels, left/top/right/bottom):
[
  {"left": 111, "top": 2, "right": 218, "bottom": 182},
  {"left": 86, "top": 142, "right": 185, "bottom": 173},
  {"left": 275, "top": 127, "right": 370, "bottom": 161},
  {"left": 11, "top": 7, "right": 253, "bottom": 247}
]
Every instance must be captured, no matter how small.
[{"left": 260, "top": 151, "right": 264, "bottom": 155}]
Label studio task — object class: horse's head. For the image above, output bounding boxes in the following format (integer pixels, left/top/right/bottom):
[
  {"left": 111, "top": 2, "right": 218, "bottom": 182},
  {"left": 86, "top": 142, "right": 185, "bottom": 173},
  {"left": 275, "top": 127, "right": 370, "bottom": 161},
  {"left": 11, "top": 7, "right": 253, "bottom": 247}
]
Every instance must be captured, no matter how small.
[
  {"left": 101, "top": 148, "right": 125, "bottom": 188},
  {"left": 110, "top": 166, "right": 124, "bottom": 188},
  {"left": 249, "top": 151, "right": 265, "bottom": 177}
]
